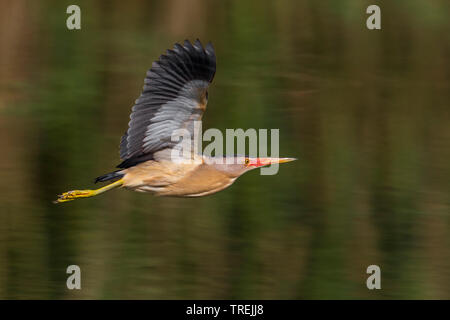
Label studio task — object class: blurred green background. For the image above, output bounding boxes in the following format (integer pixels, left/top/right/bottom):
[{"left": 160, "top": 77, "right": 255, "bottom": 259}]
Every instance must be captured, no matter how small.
[{"left": 0, "top": 0, "right": 449, "bottom": 299}]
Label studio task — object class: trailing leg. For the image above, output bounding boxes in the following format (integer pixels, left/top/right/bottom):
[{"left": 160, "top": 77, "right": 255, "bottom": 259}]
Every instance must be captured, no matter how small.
[{"left": 54, "top": 179, "right": 123, "bottom": 203}]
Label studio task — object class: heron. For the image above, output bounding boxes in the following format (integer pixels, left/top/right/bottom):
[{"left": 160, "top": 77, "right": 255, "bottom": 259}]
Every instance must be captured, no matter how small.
[{"left": 55, "top": 40, "right": 296, "bottom": 203}]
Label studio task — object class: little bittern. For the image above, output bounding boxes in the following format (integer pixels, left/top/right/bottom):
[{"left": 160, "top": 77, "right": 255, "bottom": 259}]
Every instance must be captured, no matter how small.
[{"left": 55, "top": 40, "right": 295, "bottom": 203}]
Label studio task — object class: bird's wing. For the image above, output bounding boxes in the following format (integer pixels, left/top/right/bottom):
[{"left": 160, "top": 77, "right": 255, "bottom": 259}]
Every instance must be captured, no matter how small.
[{"left": 117, "top": 39, "right": 216, "bottom": 168}]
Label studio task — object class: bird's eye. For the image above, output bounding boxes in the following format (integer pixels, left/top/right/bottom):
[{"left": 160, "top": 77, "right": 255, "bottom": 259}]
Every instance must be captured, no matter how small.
[{"left": 244, "top": 158, "right": 250, "bottom": 166}]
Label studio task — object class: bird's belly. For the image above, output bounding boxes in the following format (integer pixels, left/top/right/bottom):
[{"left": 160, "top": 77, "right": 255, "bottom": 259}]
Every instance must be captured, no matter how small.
[
  {"left": 157, "top": 171, "right": 237, "bottom": 197},
  {"left": 161, "top": 179, "right": 235, "bottom": 197},
  {"left": 132, "top": 185, "right": 166, "bottom": 193},
  {"left": 127, "top": 180, "right": 234, "bottom": 197},
  {"left": 122, "top": 161, "right": 236, "bottom": 197}
]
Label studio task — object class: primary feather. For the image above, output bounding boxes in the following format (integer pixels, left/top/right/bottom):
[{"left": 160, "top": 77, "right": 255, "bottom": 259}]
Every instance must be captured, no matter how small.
[{"left": 118, "top": 39, "right": 216, "bottom": 169}]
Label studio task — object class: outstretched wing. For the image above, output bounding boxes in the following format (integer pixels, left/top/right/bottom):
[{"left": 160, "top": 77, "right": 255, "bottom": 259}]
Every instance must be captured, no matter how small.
[{"left": 117, "top": 39, "right": 216, "bottom": 168}]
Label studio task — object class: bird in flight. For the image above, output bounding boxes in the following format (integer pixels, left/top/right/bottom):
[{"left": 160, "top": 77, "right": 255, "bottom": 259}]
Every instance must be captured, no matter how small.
[{"left": 55, "top": 40, "right": 295, "bottom": 203}]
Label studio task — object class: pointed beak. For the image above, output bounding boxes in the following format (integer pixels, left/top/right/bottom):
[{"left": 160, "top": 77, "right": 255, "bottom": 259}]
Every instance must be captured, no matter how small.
[
  {"left": 276, "top": 157, "right": 297, "bottom": 164},
  {"left": 251, "top": 157, "right": 297, "bottom": 167}
]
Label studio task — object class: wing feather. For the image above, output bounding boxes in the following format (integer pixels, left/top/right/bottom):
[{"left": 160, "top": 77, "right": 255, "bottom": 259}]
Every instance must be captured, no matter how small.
[{"left": 117, "top": 39, "right": 216, "bottom": 168}]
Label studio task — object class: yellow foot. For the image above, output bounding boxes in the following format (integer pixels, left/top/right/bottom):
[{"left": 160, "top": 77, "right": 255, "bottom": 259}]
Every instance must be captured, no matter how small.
[{"left": 54, "top": 190, "right": 95, "bottom": 203}]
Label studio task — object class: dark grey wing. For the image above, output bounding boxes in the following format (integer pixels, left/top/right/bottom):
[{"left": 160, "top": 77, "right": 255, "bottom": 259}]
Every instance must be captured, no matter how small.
[{"left": 117, "top": 39, "right": 216, "bottom": 168}]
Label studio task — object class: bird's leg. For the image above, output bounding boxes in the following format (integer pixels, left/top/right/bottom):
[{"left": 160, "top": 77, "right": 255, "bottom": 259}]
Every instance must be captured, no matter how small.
[{"left": 54, "top": 179, "right": 124, "bottom": 204}]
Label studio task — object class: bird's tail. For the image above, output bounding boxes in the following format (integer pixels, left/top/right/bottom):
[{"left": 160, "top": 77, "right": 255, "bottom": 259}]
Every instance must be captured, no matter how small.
[
  {"left": 54, "top": 178, "right": 124, "bottom": 204},
  {"left": 94, "top": 170, "right": 124, "bottom": 183}
]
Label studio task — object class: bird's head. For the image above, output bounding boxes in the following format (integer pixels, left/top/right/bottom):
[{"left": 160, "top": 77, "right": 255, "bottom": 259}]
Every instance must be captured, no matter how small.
[{"left": 205, "top": 156, "right": 297, "bottom": 178}]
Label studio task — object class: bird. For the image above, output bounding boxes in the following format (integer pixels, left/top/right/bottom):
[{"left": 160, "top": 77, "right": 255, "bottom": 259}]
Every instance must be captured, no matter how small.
[{"left": 54, "top": 40, "right": 296, "bottom": 203}]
